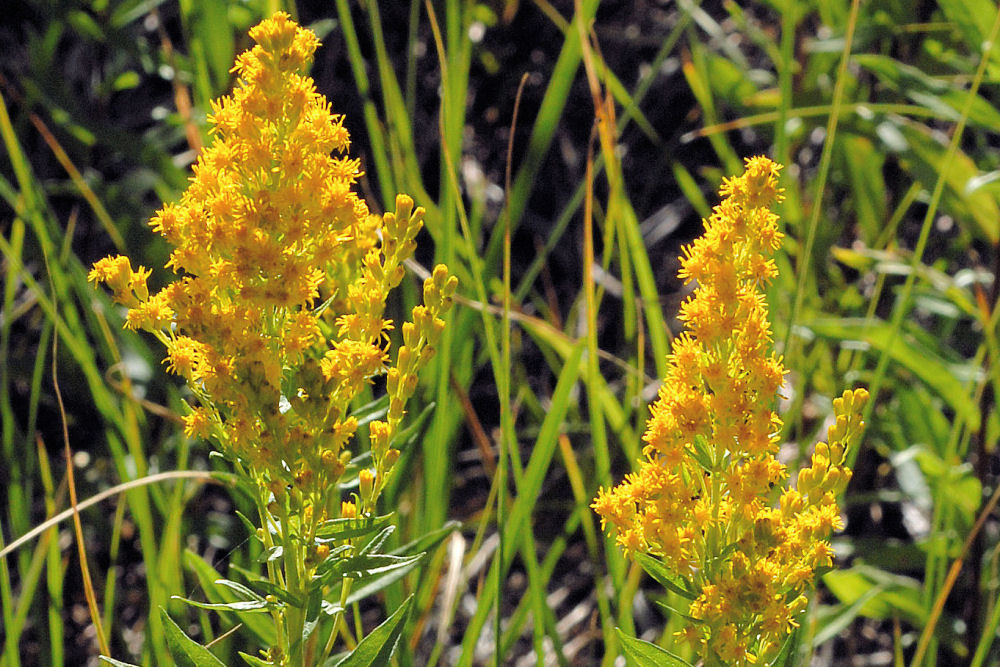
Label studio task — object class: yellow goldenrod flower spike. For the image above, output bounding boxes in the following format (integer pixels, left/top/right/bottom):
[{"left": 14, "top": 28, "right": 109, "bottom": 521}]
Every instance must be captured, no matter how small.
[
  {"left": 90, "top": 11, "right": 456, "bottom": 517},
  {"left": 90, "top": 13, "right": 459, "bottom": 663},
  {"left": 593, "top": 157, "right": 867, "bottom": 665}
]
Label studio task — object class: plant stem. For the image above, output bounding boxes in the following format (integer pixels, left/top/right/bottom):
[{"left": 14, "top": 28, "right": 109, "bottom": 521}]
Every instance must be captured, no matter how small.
[
  {"left": 255, "top": 493, "right": 288, "bottom": 661},
  {"left": 321, "top": 577, "right": 355, "bottom": 663},
  {"left": 278, "top": 500, "right": 305, "bottom": 665}
]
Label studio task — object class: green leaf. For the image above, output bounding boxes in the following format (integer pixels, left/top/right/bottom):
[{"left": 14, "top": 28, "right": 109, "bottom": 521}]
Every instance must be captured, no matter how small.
[
  {"left": 391, "top": 520, "right": 460, "bottom": 557},
  {"left": 892, "top": 119, "right": 1000, "bottom": 243},
  {"left": 829, "top": 246, "right": 981, "bottom": 320},
  {"left": 769, "top": 619, "right": 804, "bottom": 667},
  {"left": 330, "top": 595, "right": 414, "bottom": 667},
  {"left": 182, "top": 550, "right": 275, "bottom": 646},
  {"left": 160, "top": 608, "right": 226, "bottom": 667},
  {"left": 615, "top": 628, "right": 691, "bottom": 667},
  {"left": 233, "top": 510, "right": 262, "bottom": 539},
  {"left": 213, "top": 578, "right": 265, "bottom": 602},
  {"left": 345, "top": 553, "right": 427, "bottom": 606},
  {"left": 67, "top": 10, "right": 104, "bottom": 41},
  {"left": 315, "top": 513, "right": 394, "bottom": 542},
  {"left": 257, "top": 545, "right": 283, "bottom": 563},
  {"left": 349, "top": 394, "right": 390, "bottom": 426},
  {"left": 936, "top": 0, "right": 998, "bottom": 55},
  {"left": 839, "top": 134, "right": 887, "bottom": 243},
  {"left": 235, "top": 577, "right": 304, "bottom": 608},
  {"left": 672, "top": 162, "right": 711, "bottom": 219},
  {"left": 903, "top": 445, "right": 981, "bottom": 528},
  {"left": 359, "top": 525, "right": 395, "bottom": 555},
  {"left": 812, "top": 583, "right": 887, "bottom": 646},
  {"left": 303, "top": 587, "right": 328, "bottom": 639},
  {"left": 704, "top": 52, "right": 759, "bottom": 108},
  {"left": 315, "top": 548, "right": 423, "bottom": 589},
  {"left": 854, "top": 54, "right": 1000, "bottom": 130},
  {"left": 633, "top": 553, "right": 697, "bottom": 600},
  {"left": 688, "top": 435, "right": 714, "bottom": 473},
  {"left": 98, "top": 658, "right": 142, "bottom": 667},
  {"left": 111, "top": 71, "right": 140, "bottom": 92},
  {"left": 823, "top": 566, "right": 926, "bottom": 624},
  {"left": 238, "top": 652, "right": 273, "bottom": 667},
  {"left": 340, "top": 553, "right": 424, "bottom": 581},
  {"left": 503, "top": 0, "right": 600, "bottom": 236},
  {"left": 391, "top": 401, "right": 435, "bottom": 451},
  {"left": 340, "top": 519, "right": 454, "bottom": 613},
  {"left": 188, "top": 0, "right": 235, "bottom": 92},
  {"left": 172, "top": 596, "right": 270, "bottom": 613}
]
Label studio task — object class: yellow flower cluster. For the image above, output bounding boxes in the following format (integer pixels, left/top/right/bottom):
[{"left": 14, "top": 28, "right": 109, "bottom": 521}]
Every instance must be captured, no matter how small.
[
  {"left": 90, "top": 12, "right": 456, "bottom": 516},
  {"left": 592, "top": 157, "right": 868, "bottom": 664}
]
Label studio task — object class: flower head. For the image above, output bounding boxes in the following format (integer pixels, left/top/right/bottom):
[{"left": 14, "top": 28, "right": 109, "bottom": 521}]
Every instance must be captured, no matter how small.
[
  {"left": 91, "top": 12, "right": 456, "bottom": 516},
  {"left": 593, "top": 157, "right": 867, "bottom": 662}
]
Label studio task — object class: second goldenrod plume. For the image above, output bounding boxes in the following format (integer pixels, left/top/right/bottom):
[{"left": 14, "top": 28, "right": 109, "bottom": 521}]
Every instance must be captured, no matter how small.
[{"left": 593, "top": 157, "right": 868, "bottom": 664}]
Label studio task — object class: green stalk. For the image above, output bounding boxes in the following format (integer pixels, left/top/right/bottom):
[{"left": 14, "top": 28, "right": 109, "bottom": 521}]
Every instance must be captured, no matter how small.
[
  {"left": 276, "top": 496, "right": 306, "bottom": 665},
  {"left": 321, "top": 577, "right": 354, "bottom": 662},
  {"left": 38, "top": 442, "right": 64, "bottom": 667},
  {"left": 782, "top": 0, "right": 861, "bottom": 363},
  {"left": 773, "top": 2, "right": 796, "bottom": 170},
  {"left": 255, "top": 490, "right": 288, "bottom": 661}
]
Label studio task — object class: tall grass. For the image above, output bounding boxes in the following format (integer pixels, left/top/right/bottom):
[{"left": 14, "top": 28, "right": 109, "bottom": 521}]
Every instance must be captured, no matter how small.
[{"left": 2, "top": 0, "right": 1000, "bottom": 664}]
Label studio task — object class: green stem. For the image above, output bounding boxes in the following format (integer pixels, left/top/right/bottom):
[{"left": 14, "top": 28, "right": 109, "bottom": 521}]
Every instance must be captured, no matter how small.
[
  {"left": 321, "top": 577, "right": 355, "bottom": 662},
  {"left": 782, "top": 0, "right": 861, "bottom": 362},
  {"left": 255, "top": 494, "right": 288, "bottom": 661},
  {"left": 277, "top": 500, "right": 305, "bottom": 665}
]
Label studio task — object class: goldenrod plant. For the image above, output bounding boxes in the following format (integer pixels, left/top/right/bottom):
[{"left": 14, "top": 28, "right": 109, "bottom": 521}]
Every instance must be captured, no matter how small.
[
  {"left": 594, "top": 157, "right": 868, "bottom": 665},
  {"left": 89, "top": 13, "right": 456, "bottom": 666}
]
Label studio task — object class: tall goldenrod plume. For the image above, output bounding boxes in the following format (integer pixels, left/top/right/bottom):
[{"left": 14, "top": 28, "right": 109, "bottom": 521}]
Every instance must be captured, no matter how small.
[
  {"left": 593, "top": 157, "right": 868, "bottom": 664},
  {"left": 90, "top": 12, "right": 456, "bottom": 515}
]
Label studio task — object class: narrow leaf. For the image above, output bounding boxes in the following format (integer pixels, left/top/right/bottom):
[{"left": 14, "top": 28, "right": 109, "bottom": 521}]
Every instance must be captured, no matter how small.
[
  {"left": 893, "top": 120, "right": 1000, "bottom": 243},
  {"left": 345, "top": 552, "right": 427, "bottom": 605},
  {"left": 391, "top": 520, "right": 460, "bottom": 556},
  {"left": 633, "top": 553, "right": 697, "bottom": 600},
  {"left": 160, "top": 608, "right": 226, "bottom": 667},
  {"left": 341, "top": 553, "right": 423, "bottom": 581},
  {"left": 855, "top": 54, "right": 1000, "bottom": 130},
  {"left": 99, "top": 658, "right": 142, "bottom": 667},
  {"left": 171, "top": 595, "right": 271, "bottom": 613},
  {"left": 615, "top": 628, "right": 691, "bottom": 667},
  {"left": 238, "top": 652, "right": 273, "bottom": 667},
  {"left": 182, "top": 550, "right": 275, "bottom": 646},
  {"left": 330, "top": 595, "right": 414, "bottom": 667},
  {"left": 359, "top": 525, "right": 395, "bottom": 556},
  {"left": 315, "top": 514, "right": 393, "bottom": 541}
]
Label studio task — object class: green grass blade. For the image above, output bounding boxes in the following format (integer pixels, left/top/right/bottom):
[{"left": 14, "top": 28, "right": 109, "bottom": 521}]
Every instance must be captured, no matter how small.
[
  {"left": 500, "top": 0, "right": 599, "bottom": 245},
  {"left": 455, "top": 340, "right": 585, "bottom": 666}
]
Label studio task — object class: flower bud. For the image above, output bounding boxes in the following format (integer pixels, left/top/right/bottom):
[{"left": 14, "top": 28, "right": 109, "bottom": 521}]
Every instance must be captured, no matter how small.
[
  {"left": 370, "top": 420, "right": 391, "bottom": 457},
  {"left": 359, "top": 468, "right": 375, "bottom": 503},
  {"left": 383, "top": 448, "right": 400, "bottom": 471}
]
